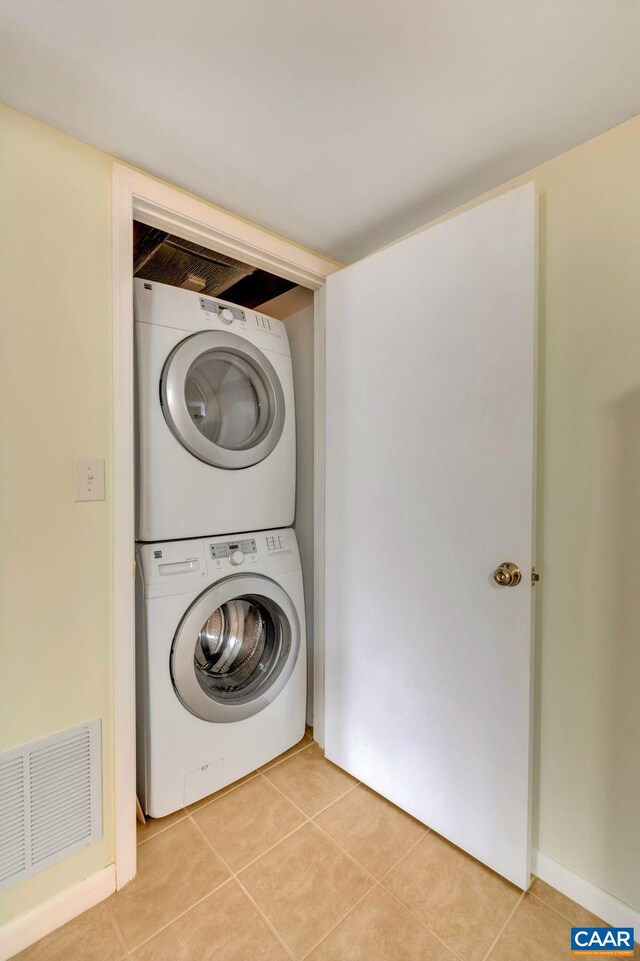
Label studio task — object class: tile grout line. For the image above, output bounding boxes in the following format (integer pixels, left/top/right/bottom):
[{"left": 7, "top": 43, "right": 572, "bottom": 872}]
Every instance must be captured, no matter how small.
[
  {"left": 258, "top": 738, "right": 314, "bottom": 774},
  {"left": 135, "top": 810, "right": 190, "bottom": 846},
  {"left": 260, "top": 767, "right": 361, "bottom": 821},
  {"left": 254, "top": 767, "right": 472, "bottom": 959},
  {"left": 130, "top": 745, "right": 505, "bottom": 961},
  {"left": 135, "top": 733, "right": 313, "bottom": 846},
  {"left": 367, "top": 828, "right": 532, "bottom": 961},
  {"left": 375, "top": 825, "right": 433, "bottom": 881},
  {"left": 375, "top": 827, "right": 432, "bottom": 883},
  {"left": 188, "top": 806, "right": 298, "bottom": 960},
  {"left": 297, "top": 883, "right": 376, "bottom": 960},
  {"left": 104, "top": 898, "right": 133, "bottom": 958},
  {"left": 127, "top": 799, "right": 518, "bottom": 961},
  {"left": 125, "top": 743, "right": 354, "bottom": 958},
  {"left": 280, "top": 753, "right": 548, "bottom": 961},
  {"left": 479, "top": 888, "right": 526, "bottom": 961},
  {"left": 135, "top": 736, "right": 315, "bottom": 847},
  {"left": 217, "top": 815, "right": 309, "bottom": 875},
  {"left": 34, "top": 737, "right": 474, "bottom": 961},
  {"left": 310, "top": 816, "right": 387, "bottom": 888},
  {"left": 307, "top": 778, "right": 362, "bottom": 815},
  {"left": 295, "top": 847, "right": 467, "bottom": 961},
  {"left": 186, "top": 771, "right": 362, "bottom": 879},
  {"left": 185, "top": 771, "right": 261, "bottom": 812},
  {"left": 193, "top": 767, "right": 361, "bottom": 877},
  {"left": 529, "top": 889, "right": 573, "bottom": 923},
  {"left": 375, "top": 879, "right": 468, "bottom": 961},
  {"left": 265, "top": 821, "right": 378, "bottom": 961},
  {"left": 261, "top": 762, "right": 437, "bottom": 896},
  {"left": 190, "top": 768, "right": 379, "bottom": 959},
  {"left": 527, "top": 888, "right": 599, "bottom": 927},
  {"left": 363, "top": 831, "right": 469, "bottom": 961},
  {"left": 134, "top": 757, "right": 456, "bottom": 961},
  {"left": 134, "top": 737, "right": 317, "bottom": 850},
  {"left": 123, "top": 876, "right": 236, "bottom": 954},
  {"left": 257, "top": 788, "right": 453, "bottom": 959},
  {"left": 259, "top": 769, "right": 447, "bottom": 957},
  {"left": 136, "top": 764, "right": 270, "bottom": 843},
  {"left": 232, "top": 869, "right": 298, "bottom": 961}
]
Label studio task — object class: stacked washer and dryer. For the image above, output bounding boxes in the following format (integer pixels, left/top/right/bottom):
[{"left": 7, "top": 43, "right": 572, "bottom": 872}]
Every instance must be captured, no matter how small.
[{"left": 134, "top": 279, "right": 306, "bottom": 818}]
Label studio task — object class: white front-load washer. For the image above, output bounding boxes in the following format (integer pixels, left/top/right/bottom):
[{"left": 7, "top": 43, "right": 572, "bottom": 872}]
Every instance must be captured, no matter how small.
[
  {"left": 135, "top": 279, "right": 296, "bottom": 541},
  {"left": 136, "top": 527, "right": 306, "bottom": 818}
]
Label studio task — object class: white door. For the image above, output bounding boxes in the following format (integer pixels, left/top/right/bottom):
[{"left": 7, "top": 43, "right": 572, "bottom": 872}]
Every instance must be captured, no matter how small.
[{"left": 324, "top": 184, "right": 537, "bottom": 889}]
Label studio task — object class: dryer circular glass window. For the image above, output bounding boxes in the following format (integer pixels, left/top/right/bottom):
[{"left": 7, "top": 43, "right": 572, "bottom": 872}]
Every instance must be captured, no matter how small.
[
  {"left": 170, "top": 574, "right": 300, "bottom": 723},
  {"left": 161, "top": 331, "right": 286, "bottom": 469}
]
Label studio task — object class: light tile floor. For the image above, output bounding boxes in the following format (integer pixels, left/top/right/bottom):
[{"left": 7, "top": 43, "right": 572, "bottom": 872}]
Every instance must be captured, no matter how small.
[{"left": 13, "top": 735, "right": 630, "bottom": 961}]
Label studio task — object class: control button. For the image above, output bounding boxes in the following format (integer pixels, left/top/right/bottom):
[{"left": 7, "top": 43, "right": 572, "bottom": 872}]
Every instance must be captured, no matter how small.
[
  {"left": 266, "top": 535, "right": 284, "bottom": 552},
  {"left": 220, "top": 308, "right": 234, "bottom": 325},
  {"left": 229, "top": 549, "right": 245, "bottom": 566}
]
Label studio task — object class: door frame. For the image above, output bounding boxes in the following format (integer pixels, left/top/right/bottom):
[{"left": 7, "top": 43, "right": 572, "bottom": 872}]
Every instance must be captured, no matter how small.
[{"left": 112, "top": 164, "right": 339, "bottom": 887}]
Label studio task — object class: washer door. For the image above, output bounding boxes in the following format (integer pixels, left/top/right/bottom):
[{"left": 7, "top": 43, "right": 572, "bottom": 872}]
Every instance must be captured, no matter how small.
[
  {"left": 161, "top": 330, "right": 286, "bottom": 469},
  {"left": 170, "top": 575, "right": 300, "bottom": 722}
]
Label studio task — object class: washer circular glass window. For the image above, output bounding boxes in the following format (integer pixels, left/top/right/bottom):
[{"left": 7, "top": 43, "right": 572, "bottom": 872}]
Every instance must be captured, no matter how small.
[
  {"left": 170, "top": 575, "right": 300, "bottom": 723},
  {"left": 161, "top": 331, "right": 286, "bottom": 470}
]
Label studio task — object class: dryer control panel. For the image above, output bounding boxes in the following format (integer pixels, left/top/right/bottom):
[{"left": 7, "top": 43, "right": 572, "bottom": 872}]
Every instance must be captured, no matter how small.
[
  {"left": 134, "top": 279, "right": 290, "bottom": 357},
  {"left": 199, "top": 297, "right": 246, "bottom": 325}
]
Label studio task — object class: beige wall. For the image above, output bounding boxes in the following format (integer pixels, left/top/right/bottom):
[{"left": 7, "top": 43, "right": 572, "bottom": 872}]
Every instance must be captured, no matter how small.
[
  {"left": 1, "top": 101, "right": 639, "bottom": 924},
  {"left": 533, "top": 121, "right": 640, "bottom": 911},
  {"left": 0, "top": 104, "right": 114, "bottom": 922}
]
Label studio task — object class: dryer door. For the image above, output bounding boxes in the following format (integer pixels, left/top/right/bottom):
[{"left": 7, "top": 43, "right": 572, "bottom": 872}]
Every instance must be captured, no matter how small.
[
  {"left": 161, "top": 330, "right": 286, "bottom": 469},
  {"left": 171, "top": 574, "right": 300, "bottom": 722}
]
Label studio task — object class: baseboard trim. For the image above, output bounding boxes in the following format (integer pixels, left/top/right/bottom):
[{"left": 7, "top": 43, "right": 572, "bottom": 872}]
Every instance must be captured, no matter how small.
[
  {"left": 0, "top": 864, "right": 116, "bottom": 961},
  {"left": 533, "top": 849, "right": 640, "bottom": 930}
]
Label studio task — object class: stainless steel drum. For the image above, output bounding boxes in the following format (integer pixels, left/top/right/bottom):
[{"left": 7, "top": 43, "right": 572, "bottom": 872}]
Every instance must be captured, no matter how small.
[
  {"left": 171, "top": 574, "right": 300, "bottom": 723},
  {"left": 195, "top": 599, "right": 266, "bottom": 689}
]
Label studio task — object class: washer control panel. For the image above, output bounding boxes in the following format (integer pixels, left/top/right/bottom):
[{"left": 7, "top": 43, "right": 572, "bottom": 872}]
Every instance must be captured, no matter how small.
[{"left": 209, "top": 538, "right": 257, "bottom": 561}]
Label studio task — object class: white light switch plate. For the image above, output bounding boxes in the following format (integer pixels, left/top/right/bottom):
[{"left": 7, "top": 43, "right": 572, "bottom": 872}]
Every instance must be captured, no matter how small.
[{"left": 74, "top": 458, "right": 105, "bottom": 501}]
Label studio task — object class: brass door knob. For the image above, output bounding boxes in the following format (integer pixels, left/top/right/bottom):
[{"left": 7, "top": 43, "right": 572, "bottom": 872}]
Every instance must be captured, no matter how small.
[{"left": 493, "top": 562, "right": 522, "bottom": 587}]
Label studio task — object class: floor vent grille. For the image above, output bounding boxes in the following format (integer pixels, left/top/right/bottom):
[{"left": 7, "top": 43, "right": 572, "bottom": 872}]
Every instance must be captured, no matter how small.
[{"left": 0, "top": 721, "right": 102, "bottom": 892}]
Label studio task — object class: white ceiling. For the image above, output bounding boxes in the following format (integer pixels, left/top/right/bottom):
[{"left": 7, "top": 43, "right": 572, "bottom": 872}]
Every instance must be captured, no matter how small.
[{"left": 1, "top": 1, "right": 639, "bottom": 262}]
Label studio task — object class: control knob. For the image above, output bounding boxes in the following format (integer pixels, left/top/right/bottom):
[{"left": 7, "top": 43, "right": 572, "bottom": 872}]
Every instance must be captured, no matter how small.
[
  {"left": 229, "top": 549, "right": 245, "bottom": 566},
  {"left": 219, "top": 308, "right": 234, "bottom": 325}
]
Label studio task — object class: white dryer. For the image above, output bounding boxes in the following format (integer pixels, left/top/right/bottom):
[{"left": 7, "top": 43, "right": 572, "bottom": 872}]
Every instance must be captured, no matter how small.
[
  {"left": 135, "top": 279, "right": 295, "bottom": 541},
  {"left": 136, "top": 528, "right": 306, "bottom": 818}
]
